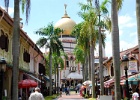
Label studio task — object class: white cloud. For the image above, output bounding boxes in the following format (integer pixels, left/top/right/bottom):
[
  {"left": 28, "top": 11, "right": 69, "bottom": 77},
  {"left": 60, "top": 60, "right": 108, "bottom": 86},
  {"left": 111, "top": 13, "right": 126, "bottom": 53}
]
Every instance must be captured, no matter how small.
[
  {"left": 105, "top": 40, "right": 137, "bottom": 58},
  {"left": 126, "top": 23, "right": 136, "bottom": 27},
  {"left": 120, "top": 40, "right": 137, "bottom": 51},
  {"left": 119, "top": 15, "right": 132, "bottom": 25},
  {"left": 118, "top": 14, "right": 137, "bottom": 29}
]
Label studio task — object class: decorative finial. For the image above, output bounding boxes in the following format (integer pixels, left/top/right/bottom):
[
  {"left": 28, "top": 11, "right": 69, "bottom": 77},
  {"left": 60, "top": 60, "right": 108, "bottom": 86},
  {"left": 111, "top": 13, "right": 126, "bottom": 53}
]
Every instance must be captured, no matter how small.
[
  {"left": 62, "top": 4, "right": 70, "bottom": 18},
  {"left": 64, "top": 4, "right": 67, "bottom": 14}
]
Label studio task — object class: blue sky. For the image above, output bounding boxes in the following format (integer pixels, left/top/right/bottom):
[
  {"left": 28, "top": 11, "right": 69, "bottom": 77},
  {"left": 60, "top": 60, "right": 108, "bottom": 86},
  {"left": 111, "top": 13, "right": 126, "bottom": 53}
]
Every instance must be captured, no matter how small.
[{"left": 0, "top": 0, "right": 137, "bottom": 57}]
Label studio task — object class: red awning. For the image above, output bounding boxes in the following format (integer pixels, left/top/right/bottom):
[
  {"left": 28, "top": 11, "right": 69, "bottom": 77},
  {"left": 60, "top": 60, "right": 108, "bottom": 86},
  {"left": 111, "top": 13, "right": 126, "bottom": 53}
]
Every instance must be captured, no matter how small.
[{"left": 104, "top": 78, "right": 114, "bottom": 88}]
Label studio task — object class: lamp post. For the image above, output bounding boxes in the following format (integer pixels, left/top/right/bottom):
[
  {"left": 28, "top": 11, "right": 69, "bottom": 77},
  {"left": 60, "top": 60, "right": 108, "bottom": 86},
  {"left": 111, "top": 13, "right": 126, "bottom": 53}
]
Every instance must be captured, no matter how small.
[
  {"left": 0, "top": 58, "right": 6, "bottom": 100},
  {"left": 40, "top": 73, "right": 43, "bottom": 93},
  {"left": 122, "top": 55, "right": 130, "bottom": 100},
  {"left": 95, "top": 72, "right": 99, "bottom": 98}
]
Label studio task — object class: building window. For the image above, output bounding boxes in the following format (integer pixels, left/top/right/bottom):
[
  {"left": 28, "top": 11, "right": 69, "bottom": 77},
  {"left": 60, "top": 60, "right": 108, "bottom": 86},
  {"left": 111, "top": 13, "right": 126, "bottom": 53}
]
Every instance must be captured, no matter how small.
[
  {"left": 111, "top": 63, "right": 114, "bottom": 76},
  {"left": 0, "top": 30, "right": 9, "bottom": 52},
  {"left": 23, "top": 49, "right": 30, "bottom": 63}
]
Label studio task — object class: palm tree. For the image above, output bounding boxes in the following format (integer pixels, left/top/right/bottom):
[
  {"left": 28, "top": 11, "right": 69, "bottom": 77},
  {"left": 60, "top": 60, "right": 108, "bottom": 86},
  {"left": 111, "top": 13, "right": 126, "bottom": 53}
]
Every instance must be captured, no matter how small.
[
  {"left": 78, "top": 1, "right": 99, "bottom": 98},
  {"left": 3, "top": 0, "right": 31, "bottom": 100},
  {"left": 11, "top": 1, "right": 20, "bottom": 100},
  {"left": 95, "top": 0, "right": 109, "bottom": 95},
  {"left": 35, "top": 23, "right": 64, "bottom": 95},
  {"left": 111, "top": 0, "right": 123, "bottom": 99},
  {"left": 72, "top": 22, "right": 90, "bottom": 81}
]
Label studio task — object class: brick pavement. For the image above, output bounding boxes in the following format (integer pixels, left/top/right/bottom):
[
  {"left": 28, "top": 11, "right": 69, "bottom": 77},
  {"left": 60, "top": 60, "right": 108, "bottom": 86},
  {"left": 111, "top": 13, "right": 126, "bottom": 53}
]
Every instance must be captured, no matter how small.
[{"left": 54, "top": 91, "right": 88, "bottom": 100}]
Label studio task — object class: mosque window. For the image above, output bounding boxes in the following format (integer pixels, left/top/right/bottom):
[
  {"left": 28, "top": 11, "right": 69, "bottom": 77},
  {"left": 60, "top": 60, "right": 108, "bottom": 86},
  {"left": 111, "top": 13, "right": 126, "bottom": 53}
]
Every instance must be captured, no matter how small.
[{"left": 66, "top": 60, "right": 69, "bottom": 67}]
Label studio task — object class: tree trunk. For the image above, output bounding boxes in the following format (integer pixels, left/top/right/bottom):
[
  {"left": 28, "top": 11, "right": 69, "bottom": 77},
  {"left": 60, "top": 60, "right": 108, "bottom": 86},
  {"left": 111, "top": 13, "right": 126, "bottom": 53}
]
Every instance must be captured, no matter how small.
[
  {"left": 12, "top": 0, "right": 20, "bottom": 100},
  {"left": 88, "top": 54, "right": 91, "bottom": 80},
  {"left": 85, "top": 55, "right": 88, "bottom": 80},
  {"left": 82, "top": 64, "right": 85, "bottom": 81},
  {"left": 111, "top": 0, "right": 121, "bottom": 99},
  {"left": 57, "top": 66, "right": 59, "bottom": 95},
  {"left": 91, "top": 43, "right": 95, "bottom": 98},
  {"left": 49, "top": 48, "right": 52, "bottom": 95},
  {"left": 98, "top": 15, "right": 104, "bottom": 95},
  {"left": 136, "top": 0, "right": 140, "bottom": 64},
  {"left": 54, "top": 65, "right": 56, "bottom": 94}
]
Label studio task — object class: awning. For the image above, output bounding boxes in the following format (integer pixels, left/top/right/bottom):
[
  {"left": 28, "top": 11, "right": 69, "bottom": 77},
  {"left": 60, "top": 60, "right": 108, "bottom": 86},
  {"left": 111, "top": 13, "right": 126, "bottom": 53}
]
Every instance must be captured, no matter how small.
[
  {"left": 66, "top": 72, "right": 83, "bottom": 79},
  {"left": 120, "top": 73, "right": 140, "bottom": 85},
  {"left": 43, "top": 76, "right": 50, "bottom": 82},
  {"left": 26, "top": 74, "right": 41, "bottom": 82},
  {"left": 104, "top": 78, "right": 114, "bottom": 88}
]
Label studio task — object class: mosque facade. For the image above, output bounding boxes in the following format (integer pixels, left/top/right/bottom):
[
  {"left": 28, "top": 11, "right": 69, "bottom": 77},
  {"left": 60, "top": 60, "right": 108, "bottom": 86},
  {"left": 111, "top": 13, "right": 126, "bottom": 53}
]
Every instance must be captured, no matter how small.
[
  {"left": 53, "top": 4, "right": 106, "bottom": 88},
  {"left": 54, "top": 4, "right": 83, "bottom": 88}
]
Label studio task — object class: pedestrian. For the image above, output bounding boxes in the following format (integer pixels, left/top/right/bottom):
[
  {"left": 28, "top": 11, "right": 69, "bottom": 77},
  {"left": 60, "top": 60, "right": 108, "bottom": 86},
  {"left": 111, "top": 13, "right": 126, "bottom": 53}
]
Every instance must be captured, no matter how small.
[
  {"left": 28, "top": 87, "right": 44, "bottom": 100},
  {"left": 67, "top": 86, "right": 70, "bottom": 95},
  {"left": 132, "top": 89, "right": 139, "bottom": 100},
  {"left": 65, "top": 86, "right": 68, "bottom": 95},
  {"left": 75, "top": 86, "right": 78, "bottom": 93},
  {"left": 60, "top": 87, "right": 62, "bottom": 97}
]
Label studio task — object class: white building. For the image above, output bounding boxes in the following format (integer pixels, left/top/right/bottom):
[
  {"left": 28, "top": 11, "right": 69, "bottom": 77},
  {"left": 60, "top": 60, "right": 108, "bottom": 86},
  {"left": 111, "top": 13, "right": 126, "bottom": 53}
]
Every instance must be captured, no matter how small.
[
  {"left": 53, "top": 4, "right": 106, "bottom": 88},
  {"left": 54, "top": 4, "right": 83, "bottom": 88}
]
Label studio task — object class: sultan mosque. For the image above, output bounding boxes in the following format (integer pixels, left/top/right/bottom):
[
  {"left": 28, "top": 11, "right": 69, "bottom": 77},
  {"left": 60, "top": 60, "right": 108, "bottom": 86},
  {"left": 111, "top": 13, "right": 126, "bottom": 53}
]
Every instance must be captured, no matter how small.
[{"left": 53, "top": 4, "right": 105, "bottom": 88}]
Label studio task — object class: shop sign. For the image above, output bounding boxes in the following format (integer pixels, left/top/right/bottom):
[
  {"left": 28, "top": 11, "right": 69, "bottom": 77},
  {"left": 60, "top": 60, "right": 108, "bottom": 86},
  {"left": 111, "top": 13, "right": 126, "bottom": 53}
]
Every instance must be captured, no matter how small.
[{"left": 128, "top": 60, "right": 138, "bottom": 72}]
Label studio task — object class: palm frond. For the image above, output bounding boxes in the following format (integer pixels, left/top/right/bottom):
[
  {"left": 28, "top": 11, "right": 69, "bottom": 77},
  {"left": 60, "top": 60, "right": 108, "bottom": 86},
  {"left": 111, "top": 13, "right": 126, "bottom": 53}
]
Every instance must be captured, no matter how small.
[{"left": 36, "top": 37, "right": 48, "bottom": 48}]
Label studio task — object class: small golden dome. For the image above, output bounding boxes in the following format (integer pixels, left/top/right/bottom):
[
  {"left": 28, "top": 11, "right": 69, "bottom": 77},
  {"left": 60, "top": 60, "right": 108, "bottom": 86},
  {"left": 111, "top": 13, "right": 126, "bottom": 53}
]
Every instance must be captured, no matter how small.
[{"left": 54, "top": 4, "right": 76, "bottom": 35}]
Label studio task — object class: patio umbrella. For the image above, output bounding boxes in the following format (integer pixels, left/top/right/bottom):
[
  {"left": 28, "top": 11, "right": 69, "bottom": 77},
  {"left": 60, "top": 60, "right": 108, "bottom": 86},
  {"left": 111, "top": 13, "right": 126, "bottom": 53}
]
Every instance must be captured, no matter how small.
[
  {"left": 82, "top": 80, "right": 92, "bottom": 86},
  {"left": 18, "top": 79, "right": 38, "bottom": 88}
]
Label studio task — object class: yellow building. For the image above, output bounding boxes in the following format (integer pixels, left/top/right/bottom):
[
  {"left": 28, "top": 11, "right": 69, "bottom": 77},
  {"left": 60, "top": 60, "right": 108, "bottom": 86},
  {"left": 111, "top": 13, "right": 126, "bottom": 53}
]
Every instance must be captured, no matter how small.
[{"left": 0, "top": 7, "right": 46, "bottom": 99}]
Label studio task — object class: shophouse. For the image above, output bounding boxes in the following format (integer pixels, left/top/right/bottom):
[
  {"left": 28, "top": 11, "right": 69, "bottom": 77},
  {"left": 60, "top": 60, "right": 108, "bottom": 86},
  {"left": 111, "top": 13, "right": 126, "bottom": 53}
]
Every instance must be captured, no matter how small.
[
  {"left": 103, "top": 45, "right": 139, "bottom": 98},
  {"left": 0, "top": 7, "right": 46, "bottom": 99}
]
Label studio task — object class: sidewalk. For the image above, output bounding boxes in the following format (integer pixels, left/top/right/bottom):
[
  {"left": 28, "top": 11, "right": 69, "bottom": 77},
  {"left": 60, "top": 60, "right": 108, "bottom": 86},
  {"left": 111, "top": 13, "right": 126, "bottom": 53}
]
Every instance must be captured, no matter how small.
[{"left": 53, "top": 91, "right": 88, "bottom": 100}]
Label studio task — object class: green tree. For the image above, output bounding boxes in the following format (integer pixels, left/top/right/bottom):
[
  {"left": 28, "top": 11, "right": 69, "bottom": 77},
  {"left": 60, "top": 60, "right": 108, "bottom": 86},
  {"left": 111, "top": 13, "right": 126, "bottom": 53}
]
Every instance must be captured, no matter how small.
[
  {"left": 78, "top": 1, "right": 99, "bottom": 98},
  {"left": 111, "top": 0, "right": 123, "bottom": 99},
  {"left": 72, "top": 22, "right": 90, "bottom": 81},
  {"left": 35, "top": 23, "right": 64, "bottom": 95}
]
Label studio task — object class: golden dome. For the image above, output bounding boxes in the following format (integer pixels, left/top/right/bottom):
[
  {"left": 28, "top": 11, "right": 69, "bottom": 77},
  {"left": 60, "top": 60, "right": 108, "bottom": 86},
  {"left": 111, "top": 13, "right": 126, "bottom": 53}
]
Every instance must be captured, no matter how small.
[{"left": 54, "top": 4, "right": 76, "bottom": 35}]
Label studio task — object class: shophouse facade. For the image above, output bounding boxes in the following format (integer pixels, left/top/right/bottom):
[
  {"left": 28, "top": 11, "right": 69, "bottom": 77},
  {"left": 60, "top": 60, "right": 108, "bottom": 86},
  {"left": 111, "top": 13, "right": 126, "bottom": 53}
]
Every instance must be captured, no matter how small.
[
  {"left": 103, "top": 45, "right": 140, "bottom": 98},
  {"left": 0, "top": 7, "right": 46, "bottom": 99}
]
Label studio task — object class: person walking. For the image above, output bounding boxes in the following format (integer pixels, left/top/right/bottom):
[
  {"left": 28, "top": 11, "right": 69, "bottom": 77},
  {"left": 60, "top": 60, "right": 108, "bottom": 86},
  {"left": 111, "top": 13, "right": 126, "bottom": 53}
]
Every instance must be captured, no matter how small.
[
  {"left": 28, "top": 87, "right": 44, "bottom": 100},
  {"left": 60, "top": 87, "right": 62, "bottom": 97},
  {"left": 132, "top": 89, "right": 139, "bottom": 100}
]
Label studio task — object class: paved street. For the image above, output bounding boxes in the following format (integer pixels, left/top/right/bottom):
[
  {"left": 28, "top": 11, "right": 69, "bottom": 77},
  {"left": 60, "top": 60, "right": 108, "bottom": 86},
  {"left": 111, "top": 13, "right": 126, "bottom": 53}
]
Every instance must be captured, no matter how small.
[{"left": 53, "top": 91, "right": 88, "bottom": 100}]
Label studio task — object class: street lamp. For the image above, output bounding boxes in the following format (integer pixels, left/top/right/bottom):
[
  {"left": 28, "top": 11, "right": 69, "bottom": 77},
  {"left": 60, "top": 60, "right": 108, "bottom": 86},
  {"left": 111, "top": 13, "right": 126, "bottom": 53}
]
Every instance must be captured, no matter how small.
[
  {"left": 95, "top": 72, "right": 99, "bottom": 98},
  {"left": 0, "top": 58, "right": 6, "bottom": 100},
  {"left": 40, "top": 73, "right": 43, "bottom": 93},
  {"left": 122, "top": 55, "right": 130, "bottom": 100}
]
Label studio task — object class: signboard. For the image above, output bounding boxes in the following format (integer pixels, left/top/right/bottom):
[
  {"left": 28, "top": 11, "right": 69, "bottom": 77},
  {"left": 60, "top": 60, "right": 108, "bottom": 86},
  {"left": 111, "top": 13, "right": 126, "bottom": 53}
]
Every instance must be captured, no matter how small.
[{"left": 128, "top": 60, "right": 138, "bottom": 72}]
